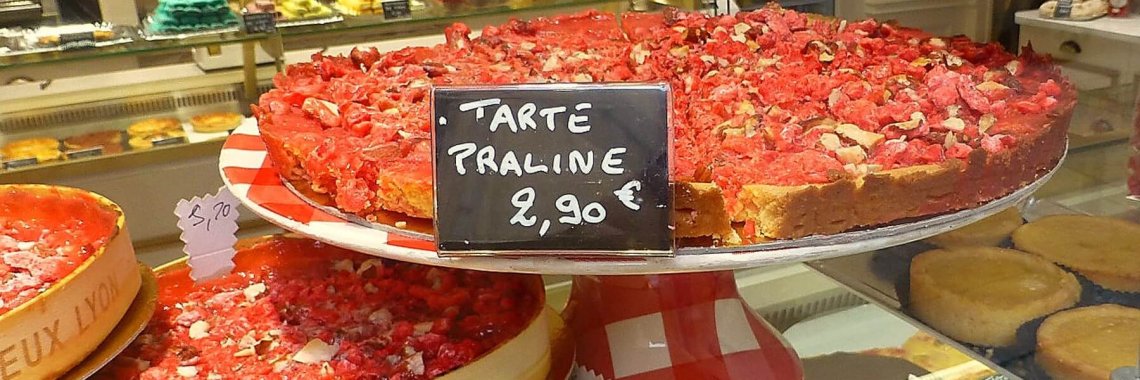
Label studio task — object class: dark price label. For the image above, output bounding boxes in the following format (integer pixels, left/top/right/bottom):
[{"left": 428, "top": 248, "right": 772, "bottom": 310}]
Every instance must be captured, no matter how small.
[
  {"left": 2, "top": 157, "right": 38, "bottom": 170},
  {"left": 1054, "top": 0, "right": 1074, "bottom": 18},
  {"left": 58, "top": 32, "right": 96, "bottom": 49},
  {"left": 432, "top": 83, "right": 673, "bottom": 256},
  {"left": 242, "top": 12, "right": 278, "bottom": 34},
  {"left": 152, "top": 135, "right": 187, "bottom": 147},
  {"left": 65, "top": 146, "right": 104, "bottom": 160},
  {"left": 381, "top": 0, "right": 411, "bottom": 20}
]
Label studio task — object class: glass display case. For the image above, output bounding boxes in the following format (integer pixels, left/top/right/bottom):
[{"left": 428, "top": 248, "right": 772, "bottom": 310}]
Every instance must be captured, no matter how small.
[{"left": 1, "top": 1, "right": 1137, "bottom": 379}]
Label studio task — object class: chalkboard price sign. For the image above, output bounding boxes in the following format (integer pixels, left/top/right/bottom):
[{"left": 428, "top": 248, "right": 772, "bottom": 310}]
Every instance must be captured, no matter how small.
[
  {"left": 381, "top": 0, "right": 411, "bottom": 19},
  {"left": 242, "top": 12, "right": 277, "bottom": 34},
  {"left": 432, "top": 83, "right": 673, "bottom": 255}
]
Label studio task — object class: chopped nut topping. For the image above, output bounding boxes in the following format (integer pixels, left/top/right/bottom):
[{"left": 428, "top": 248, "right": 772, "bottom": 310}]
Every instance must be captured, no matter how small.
[
  {"left": 836, "top": 124, "right": 886, "bottom": 148},
  {"left": 243, "top": 283, "right": 267, "bottom": 303},
  {"left": 669, "top": 45, "right": 690, "bottom": 58},
  {"left": 835, "top": 146, "right": 866, "bottom": 164},
  {"left": 819, "top": 133, "right": 842, "bottom": 151},
  {"left": 188, "top": 321, "right": 210, "bottom": 340},
  {"left": 733, "top": 23, "right": 751, "bottom": 35},
  {"left": 177, "top": 366, "right": 198, "bottom": 378},
  {"left": 942, "top": 117, "right": 966, "bottom": 132},
  {"left": 292, "top": 339, "right": 338, "bottom": 364},
  {"left": 979, "top": 114, "right": 997, "bottom": 134},
  {"left": 944, "top": 132, "right": 958, "bottom": 148},
  {"left": 976, "top": 81, "right": 1009, "bottom": 91},
  {"left": 886, "top": 112, "right": 925, "bottom": 131},
  {"left": 519, "top": 41, "right": 536, "bottom": 51}
]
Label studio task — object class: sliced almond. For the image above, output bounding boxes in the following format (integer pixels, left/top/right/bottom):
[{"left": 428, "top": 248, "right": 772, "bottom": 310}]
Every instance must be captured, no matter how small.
[
  {"left": 979, "top": 113, "right": 997, "bottom": 134},
  {"left": 188, "top": 321, "right": 210, "bottom": 340},
  {"left": 234, "top": 347, "right": 256, "bottom": 358},
  {"left": 730, "top": 33, "right": 747, "bottom": 43},
  {"left": 835, "top": 146, "right": 866, "bottom": 164},
  {"left": 733, "top": 23, "right": 751, "bottom": 35},
  {"left": 699, "top": 55, "right": 716, "bottom": 64},
  {"left": 819, "top": 133, "right": 842, "bottom": 151},
  {"left": 572, "top": 73, "right": 593, "bottom": 83},
  {"left": 827, "top": 89, "right": 842, "bottom": 108},
  {"left": 518, "top": 41, "right": 536, "bottom": 51},
  {"left": 946, "top": 105, "right": 961, "bottom": 118},
  {"left": 177, "top": 366, "right": 198, "bottom": 378},
  {"left": 975, "top": 81, "right": 1009, "bottom": 91},
  {"left": 1005, "top": 60, "right": 1021, "bottom": 75},
  {"left": 243, "top": 283, "right": 267, "bottom": 303},
  {"left": 836, "top": 124, "right": 885, "bottom": 148},
  {"left": 944, "top": 131, "right": 958, "bottom": 148},
  {"left": 669, "top": 45, "right": 690, "bottom": 58},
  {"left": 292, "top": 339, "right": 338, "bottom": 364},
  {"left": 819, "top": 51, "right": 835, "bottom": 63},
  {"left": 541, "top": 56, "right": 561, "bottom": 72},
  {"left": 630, "top": 44, "right": 650, "bottom": 65},
  {"left": 942, "top": 117, "right": 966, "bottom": 132},
  {"left": 928, "top": 37, "right": 947, "bottom": 48},
  {"left": 357, "top": 259, "right": 384, "bottom": 275},
  {"left": 886, "top": 112, "right": 925, "bottom": 131}
]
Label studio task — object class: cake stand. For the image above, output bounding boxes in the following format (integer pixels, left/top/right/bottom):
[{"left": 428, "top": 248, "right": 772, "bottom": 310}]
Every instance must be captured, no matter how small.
[{"left": 219, "top": 123, "right": 1061, "bottom": 380}]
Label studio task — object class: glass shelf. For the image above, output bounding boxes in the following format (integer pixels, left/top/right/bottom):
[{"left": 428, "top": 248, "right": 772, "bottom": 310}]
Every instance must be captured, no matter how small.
[{"left": 0, "top": 0, "right": 623, "bottom": 70}]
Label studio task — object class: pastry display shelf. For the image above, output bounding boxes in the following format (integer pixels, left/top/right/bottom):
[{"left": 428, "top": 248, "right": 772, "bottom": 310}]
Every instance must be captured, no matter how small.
[
  {"left": 0, "top": 0, "right": 621, "bottom": 70},
  {"left": 220, "top": 122, "right": 1065, "bottom": 380}
]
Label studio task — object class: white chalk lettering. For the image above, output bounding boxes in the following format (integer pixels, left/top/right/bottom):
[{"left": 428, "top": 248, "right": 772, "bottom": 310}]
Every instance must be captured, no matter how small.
[
  {"left": 602, "top": 147, "right": 626, "bottom": 175},
  {"left": 458, "top": 98, "right": 502, "bottom": 121},
  {"left": 539, "top": 106, "right": 567, "bottom": 131},
  {"left": 447, "top": 143, "right": 478, "bottom": 175}
]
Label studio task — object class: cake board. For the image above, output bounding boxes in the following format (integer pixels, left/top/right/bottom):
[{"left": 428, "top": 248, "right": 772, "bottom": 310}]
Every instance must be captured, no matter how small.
[{"left": 220, "top": 122, "right": 1062, "bottom": 379}]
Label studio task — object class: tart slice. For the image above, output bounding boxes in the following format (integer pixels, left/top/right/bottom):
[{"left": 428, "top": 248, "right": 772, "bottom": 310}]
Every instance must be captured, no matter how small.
[
  {"left": 909, "top": 247, "right": 1080, "bottom": 347},
  {"left": 1012, "top": 215, "right": 1140, "bottom": 293},
  {"left": 1037, "top": 304, "right": 1140, "bottom": 380}
]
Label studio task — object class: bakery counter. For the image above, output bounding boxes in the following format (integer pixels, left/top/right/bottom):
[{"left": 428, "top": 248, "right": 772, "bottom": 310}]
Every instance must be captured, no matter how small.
[{"left": 809, "top": 187, "right": 1140, "bottom": 378}]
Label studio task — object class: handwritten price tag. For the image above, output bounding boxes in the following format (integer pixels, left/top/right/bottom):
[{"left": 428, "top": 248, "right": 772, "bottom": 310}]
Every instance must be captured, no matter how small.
[{"left": 175, "top": 187, "right": 240, "bottom": 282}]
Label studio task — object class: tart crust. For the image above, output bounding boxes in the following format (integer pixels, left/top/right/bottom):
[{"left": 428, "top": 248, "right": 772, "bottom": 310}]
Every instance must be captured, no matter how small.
[
  {"left": 1036, "top": 304, "right": 1140, "bottom": 380},
  {"left": 923, "top": 207, "right": 1024, "bottom": 248},
  {"left": 1013, "top": 215, "right": 1140, "bottom": 293},
  {"left": 909, "top": 247, "right": 1080, "bottom": 347}
]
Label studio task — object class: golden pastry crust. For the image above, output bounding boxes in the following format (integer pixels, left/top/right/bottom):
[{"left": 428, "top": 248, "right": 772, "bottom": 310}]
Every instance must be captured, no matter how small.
[
  {"left": 923, "top": 207, "right": 1024, "bottom": 248},
  {"left": 1036, "top": 304, "right": 1140, "bottom": 380},
  {"left": 2, "top": 137, "right": 62, "bottom": 163},
  {"left": 190, "top": 112, "right": 243, "bottom": 133},
  {"left": 909, "top": 247, "right": 1080, "bottom": 347},
  {"left": 1013, "top": 215, "right": 1140, "bottom": 293},
  {"left": 128, "top": 130, "right": 186, "bottom": 150},
  {"left": 127, "top": 118, "right": 182, "bottom": 138}
]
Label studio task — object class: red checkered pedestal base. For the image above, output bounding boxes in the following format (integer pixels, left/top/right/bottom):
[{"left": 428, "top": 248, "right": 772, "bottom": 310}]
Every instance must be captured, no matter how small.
[{"left": 564, "top": 271, "right": 803, "bottom": 380}]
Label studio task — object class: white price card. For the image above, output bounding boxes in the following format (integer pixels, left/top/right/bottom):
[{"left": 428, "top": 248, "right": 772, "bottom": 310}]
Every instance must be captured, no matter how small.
[{"left": 175, "top": 186, "right": 240, "bottom": 282}]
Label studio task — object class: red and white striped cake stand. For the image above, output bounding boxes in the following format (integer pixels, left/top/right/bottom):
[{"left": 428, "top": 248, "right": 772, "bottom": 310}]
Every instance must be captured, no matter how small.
[{"left": 220, "top": 122, "right": 1061, "bottom": 380}]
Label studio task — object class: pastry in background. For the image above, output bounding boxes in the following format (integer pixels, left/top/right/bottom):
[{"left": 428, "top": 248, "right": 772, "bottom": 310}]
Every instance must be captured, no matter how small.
[
  {"left": 1013, "top": 215, "right": 1140, "bottom": 293},
  {"left": 2, "top": 137, "right": 62, "bottom": 163},
  {"left": 190, "top": 112, "right": 243, "bottom": 133},
  {"left": 1036, "top": 304, "right": 1140, "bottom": 380},
  {"left": 909, "top": 247, "right": 1080, "bottom": 347},
  {"left": 1039, "top": 0, "right": 1110, "bottom": 19},
  {"left": 278, "top": 0, "right": 334, "bottom": 19},
  {"left": 128, "top": 130, "right": 187, "bottom": 150},
  {"left": 149, "top": 0, "right": 241, "bottom": 33},
  {"left": 64, "top": 130, "right": 124, "bottom": 154},
  {"left": 336, "top": 0, "right": 375, "bottom": 15},
  {"left": 924, "top": 207, "right": 1024, "bottom": 248},
  {"left": 128, "top": 118, "right": 182, "bottom": 138}
]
